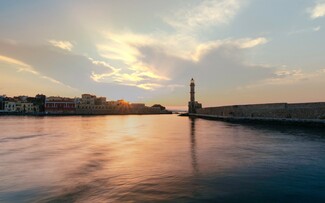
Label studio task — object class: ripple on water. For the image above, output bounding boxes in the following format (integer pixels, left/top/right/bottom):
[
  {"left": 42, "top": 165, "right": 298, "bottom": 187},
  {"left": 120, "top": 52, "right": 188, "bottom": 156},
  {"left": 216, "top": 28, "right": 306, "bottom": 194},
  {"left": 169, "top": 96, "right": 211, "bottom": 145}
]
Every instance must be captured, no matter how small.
[{"left": 0, "top": 115, "right": 325, "bottom": 202}]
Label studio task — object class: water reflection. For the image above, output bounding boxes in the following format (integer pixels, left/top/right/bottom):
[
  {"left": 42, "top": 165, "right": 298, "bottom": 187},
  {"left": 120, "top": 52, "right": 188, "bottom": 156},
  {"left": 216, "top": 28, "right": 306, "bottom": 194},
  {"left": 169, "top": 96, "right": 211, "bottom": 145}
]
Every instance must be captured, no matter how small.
[
  {"left": 1, "top": 115, "right": 325, "bottom": 202},
  {"left": 189, "top": 117, "right": 199, "bottom": 175}
]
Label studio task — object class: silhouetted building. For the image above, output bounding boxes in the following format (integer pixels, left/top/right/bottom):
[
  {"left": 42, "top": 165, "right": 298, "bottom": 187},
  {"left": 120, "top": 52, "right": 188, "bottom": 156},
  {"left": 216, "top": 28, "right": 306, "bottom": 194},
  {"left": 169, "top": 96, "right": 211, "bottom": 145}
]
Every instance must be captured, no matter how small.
[
  {"left": 151, "top": 104, "right": 166, "bottom": 110},
  {"left": 35, "top": 94, "right": 46, "bottom": 112},
  {"left": 188, "top": 78, "right": 202, "bottom": 113},
  {"left": 0, "top": 95, "right": 5, "bottom": 110}
]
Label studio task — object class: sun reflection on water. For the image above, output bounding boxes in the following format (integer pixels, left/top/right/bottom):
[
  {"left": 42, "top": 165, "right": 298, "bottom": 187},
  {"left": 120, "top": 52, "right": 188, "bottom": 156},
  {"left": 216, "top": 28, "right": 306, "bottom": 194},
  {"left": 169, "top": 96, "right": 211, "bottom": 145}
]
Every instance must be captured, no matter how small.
[{"left": 1, "top": 115, "right": 325, "bottom": 202}]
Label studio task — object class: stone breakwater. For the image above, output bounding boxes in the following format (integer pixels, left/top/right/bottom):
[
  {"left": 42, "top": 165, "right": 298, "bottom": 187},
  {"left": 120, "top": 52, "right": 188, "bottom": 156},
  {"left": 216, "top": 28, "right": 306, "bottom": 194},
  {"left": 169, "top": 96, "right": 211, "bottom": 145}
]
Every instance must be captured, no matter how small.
[{"left": 191, "top": 102, "right": 325, "bottom": 126}]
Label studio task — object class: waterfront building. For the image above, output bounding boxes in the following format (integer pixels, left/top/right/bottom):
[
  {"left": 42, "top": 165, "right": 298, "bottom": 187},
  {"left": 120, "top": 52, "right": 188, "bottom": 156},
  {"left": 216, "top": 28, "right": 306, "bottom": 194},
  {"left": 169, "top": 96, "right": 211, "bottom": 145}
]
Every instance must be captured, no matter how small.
[
  {"left": 13, "top": 96, "right": 28, "bottom": 103},
  {"left": 4, "top": 101, "right": 16, "bottom": 112},
  {"left": 151, "top": 104, "right": 166, "bottom": 111},
  {"left": 76, "top": 94, "right": 170, "bottom": 115},
  {"left": 18, "top": 102, "right": 37, "bottom": 113},
  {"left": 81, "top": 94, "right": 96, "bottom": 105},
  {"left": 35, "top": 94, "right": 46, "bottom": 112},
  {"left": 3, "top": 100, "right": 38, "bottom": 113},
  {"left": 106, "top": 101, "right": 119, "bottom": 107},
  {"left": 74, "top": 97, "right": 81, "bottom": 106},
  {"left": 0, "top": 95, "right": 5, "bottom": 111},
  {"left": 45, "top": 96, "right": 76, "bottom": 114},
  {"left": 76, "top": 94, "right": 107, "bottom": 114},
  {"left": 0, "top": 93, "right": 171, "bottom": 115},
  {"left": 117, "top": 99, "right": 129, "bottom": 106},
  {"left": 131, "top": 103, "right": 146, "bottom": 108},
  {"left": 95, "top": 97, "right": 106, "bottom": 105}
]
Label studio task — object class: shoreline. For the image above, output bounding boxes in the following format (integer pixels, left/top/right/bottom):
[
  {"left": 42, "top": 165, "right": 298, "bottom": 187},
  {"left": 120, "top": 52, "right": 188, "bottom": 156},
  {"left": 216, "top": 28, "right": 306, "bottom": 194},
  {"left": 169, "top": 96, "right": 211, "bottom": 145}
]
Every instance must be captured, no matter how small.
[{"left": 0, "top": 112, "right": 172, "bottom": 116}]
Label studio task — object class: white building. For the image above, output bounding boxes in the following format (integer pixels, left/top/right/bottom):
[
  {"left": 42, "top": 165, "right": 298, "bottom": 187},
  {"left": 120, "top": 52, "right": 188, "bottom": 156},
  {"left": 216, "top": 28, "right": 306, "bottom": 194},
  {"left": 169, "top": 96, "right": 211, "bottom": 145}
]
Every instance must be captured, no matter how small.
[
  {"left": 4, "top": 101, "right": 37, "bottom": 113},
  {"left": 4, "top": 101, "right": 16, "bottom": 112}
]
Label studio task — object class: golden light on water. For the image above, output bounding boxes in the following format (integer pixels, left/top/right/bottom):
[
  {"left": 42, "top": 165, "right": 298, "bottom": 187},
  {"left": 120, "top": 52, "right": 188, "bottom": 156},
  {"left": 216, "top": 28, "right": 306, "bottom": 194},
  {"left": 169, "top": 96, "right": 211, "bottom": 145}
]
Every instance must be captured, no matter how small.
[{"left": 1, "top": 115, "right": 325, "bottom": 202}]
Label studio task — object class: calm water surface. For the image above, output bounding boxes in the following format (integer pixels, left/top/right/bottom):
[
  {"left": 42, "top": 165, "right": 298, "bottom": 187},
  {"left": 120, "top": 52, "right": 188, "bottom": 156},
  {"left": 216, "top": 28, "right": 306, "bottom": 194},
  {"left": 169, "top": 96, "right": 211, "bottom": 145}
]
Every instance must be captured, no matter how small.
[{"left": 0, "top": 115, "right": 325, "bottom": 202}]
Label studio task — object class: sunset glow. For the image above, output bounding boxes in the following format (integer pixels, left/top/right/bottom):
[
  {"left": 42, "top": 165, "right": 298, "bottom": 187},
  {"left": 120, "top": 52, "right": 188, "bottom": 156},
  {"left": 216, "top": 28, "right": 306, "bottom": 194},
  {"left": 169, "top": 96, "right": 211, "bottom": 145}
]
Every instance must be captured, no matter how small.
[
  {"left": 0, "top": 0, "right": 325, "bottom": 108},
  {"left": 1, "top": 1, "right": 325, "bottom": 202}
]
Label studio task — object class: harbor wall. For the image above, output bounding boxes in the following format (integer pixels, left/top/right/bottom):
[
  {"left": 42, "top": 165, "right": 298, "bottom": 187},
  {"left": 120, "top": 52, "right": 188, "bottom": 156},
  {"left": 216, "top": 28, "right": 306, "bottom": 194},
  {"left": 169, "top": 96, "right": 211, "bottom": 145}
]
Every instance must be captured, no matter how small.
[{"left": 196, "top": 102, "right": 325, "bottom": 120}]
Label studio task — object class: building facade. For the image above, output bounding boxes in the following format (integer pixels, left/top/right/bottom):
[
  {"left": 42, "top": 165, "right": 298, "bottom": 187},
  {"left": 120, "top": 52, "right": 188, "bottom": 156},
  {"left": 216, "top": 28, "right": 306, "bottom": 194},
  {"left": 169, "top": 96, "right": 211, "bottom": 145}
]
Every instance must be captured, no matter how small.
[
  {"left": 81, "top": 94, "right": 96, "bottom": 105},
  {"left": 3, "top": 101, "right": 38, "bottom": 113},
  {"left": 4, "top": 101, "right": 16, "bottom": 112},
  {"left": 45, "top": 97, "right": 76, "bottom": 114},
  {"left": 0, "top": 95, "right": 6, "bottom": 111},
  {"left": 0, "top": 93, "right": 171, "bottom": 115}
]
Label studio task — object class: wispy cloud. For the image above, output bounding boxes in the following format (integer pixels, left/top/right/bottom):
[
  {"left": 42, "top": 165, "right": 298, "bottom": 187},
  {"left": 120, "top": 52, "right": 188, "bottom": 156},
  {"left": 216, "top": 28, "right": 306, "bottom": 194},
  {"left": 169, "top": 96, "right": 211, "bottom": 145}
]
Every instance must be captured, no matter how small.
[
  {"left": 0, "top": 55, "right": 34, "bottom": 72},
  {"left": 314, "top": 26, "right": 321, "bottom": 31},
  {"left": 135, "top": 83, "right": 162, "bottom": 90},
  {"left": 309, "top": 1, "right": 325, "bottom": 19},
  {"left": 240, "top": 67, "right": 325, "bottom": 89},
  {"left": 192, "top": 37, "right": 267, "bottom": 61},
  {"left": 164, "top": 0, "right": 243, "bottom": 32},
  {"left": 49, "top": 40, "right": 74, "bottom": 51},
  {"left": 0, "top": 54, "right": 73, "bottom": 86},
  {"left": 288, "top": 26, "right": 321, "bottom": 35},
  {"left": 81, "top": 56, "right": 166, "bottom": 91},
  {"left": 95, "top": 32, "right": 170, "bottom": 90}
]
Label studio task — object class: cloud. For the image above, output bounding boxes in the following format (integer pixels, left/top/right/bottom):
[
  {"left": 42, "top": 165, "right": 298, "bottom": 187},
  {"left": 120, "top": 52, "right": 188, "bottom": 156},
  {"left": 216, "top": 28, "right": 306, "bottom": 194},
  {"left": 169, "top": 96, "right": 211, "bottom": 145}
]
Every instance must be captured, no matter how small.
[
  {"left": 134, "top": 83, "right": 162, "bottom": 90},
  {"left": 138, "top": 42, "right": 274, "bottom": 91},
  {"left": 164, "top": 0, "right": 243, "bottom": 31},
  {"left": 0, "top": 40, "right": 170, "bottom": 95},
  {"left": 0, "top": 54, "right": 65, "bottom": 85},
  {"left": 96, "top": 29, "right": 269, "bottom": 93},
  {"left": 288, "top": 26, "right": 321, "bottom": 35},
  {"left": 49, "top": 40, "right": 74, "bottom": 51},
  {"left": 0, "top": 55, "right": 34, "bottom": 72},
  {"left": 137, "top": 43, "right": 281, "bottom": 106},
  {"left": 91, "top": 0, "right": 268, "bottom": 93},
  {"left": 270, "top": 69, "right": 306, "bottom": 84},
  {"left": 98, "top": 30, "right": 267, "bottom": 64},
  {"left": 240, "top": 67, "right": 325, "bottom": 89},
  {"left": 89, "top": 59, "right": 120, "bottom": 81},
  {"left": 0, "top": 40, "right": 170, "bottom": 101},
  {"left": 95, "top": 32, "right": 171, "bottom": 90},
  {"left": 314, "top": 26, "right": 321, "bottom": 31},
  {"left": 0, "top": 1, "right": 272, "bottom": 104},
  {"left": 309, "top": 1, "right": 325, "bottom": 19},
  {"left": 192, "top": 37, "right": 267, "bottom": 61},
  {"left": 0, "top": 40, "right": 120, "bottom": 92},
  {"left": 1, "top": 1, "right": 324, "bottom": 105}
]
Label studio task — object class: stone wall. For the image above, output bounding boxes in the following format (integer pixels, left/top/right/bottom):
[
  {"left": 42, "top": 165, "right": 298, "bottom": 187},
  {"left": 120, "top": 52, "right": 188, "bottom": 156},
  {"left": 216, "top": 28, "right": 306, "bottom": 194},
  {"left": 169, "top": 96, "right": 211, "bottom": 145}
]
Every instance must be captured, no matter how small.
[{"left": 196, "top": 102, "right": 325, "bottom": 120}]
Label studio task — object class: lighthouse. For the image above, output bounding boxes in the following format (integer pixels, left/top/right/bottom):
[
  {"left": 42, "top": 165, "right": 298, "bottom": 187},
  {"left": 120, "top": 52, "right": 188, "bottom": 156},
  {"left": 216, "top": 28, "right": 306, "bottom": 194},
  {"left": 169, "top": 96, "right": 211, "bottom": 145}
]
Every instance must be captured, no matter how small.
[
  {"left": 188, "top": 78, "right": 202, "bottom": 114},
  {"left": 190, "top": 78, "right": 195, "bottom": 103}
]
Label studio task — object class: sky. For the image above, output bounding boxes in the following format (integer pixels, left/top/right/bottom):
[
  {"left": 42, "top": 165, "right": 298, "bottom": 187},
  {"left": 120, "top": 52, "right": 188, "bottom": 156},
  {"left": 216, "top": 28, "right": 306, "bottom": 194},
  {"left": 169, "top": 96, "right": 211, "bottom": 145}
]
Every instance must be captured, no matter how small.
[{"left": 0, "top": 0, "right": 325, "bottom": 108}]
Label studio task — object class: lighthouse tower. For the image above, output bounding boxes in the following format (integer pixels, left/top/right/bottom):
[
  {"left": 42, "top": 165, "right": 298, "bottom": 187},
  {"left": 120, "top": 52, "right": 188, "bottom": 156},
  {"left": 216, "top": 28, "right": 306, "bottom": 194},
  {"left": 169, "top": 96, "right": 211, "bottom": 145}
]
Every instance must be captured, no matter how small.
[
  {"left": 190, "top": 78, "right": 195, "bottom": 103},
  {"left": 188, "top": 78, "right": 201, "bottom": 113}
]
